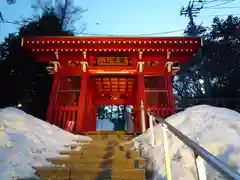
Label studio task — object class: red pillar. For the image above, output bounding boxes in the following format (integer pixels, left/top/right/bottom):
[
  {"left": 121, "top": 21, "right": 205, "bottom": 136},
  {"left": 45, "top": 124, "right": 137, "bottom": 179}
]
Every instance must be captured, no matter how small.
[
  {"left": 84, "top": 87, "right": 94, "bottom": 131},
  {"left": 46, "top": 74, "right": 59, "bottom": 124},
  {"left": 90, "top": 105, "right": 97, "bottom": 131},
  {"left": 133, "top": 85, "right": 138, "bottom": 133},
  {"left": 132, "top": 105, "right": 138, "bottom": 133},
  {"left": 76, "top": 73, "right": 89, "bottom": 133},
  {"left": 137, "top": 72, "right": 146, "bottom": 132},
  {"left": 133, "top": 77, "right": 141, "bottom": 133}
]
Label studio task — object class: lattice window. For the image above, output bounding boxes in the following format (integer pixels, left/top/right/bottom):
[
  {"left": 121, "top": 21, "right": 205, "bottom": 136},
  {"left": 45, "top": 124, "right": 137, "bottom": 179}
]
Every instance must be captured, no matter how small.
[
  {"left": 57, "top": 91, "right": 80, "bottom": 106},
  {"left": 57, "top": 76, "right": 81, "bottom": 106},
  {"left": 144, "top": 77, "right": 159, "bottom": 88},
  {"left": 145, "top": 90, "right": 170, "bottom": 107},
  {"left": 59, "top": 76, "right": 81, "bottom": 90},
  {"left": 146, "top": 91, "right": 159, "bottom": 105},
  {"left": 144, "top": 76, "right": 168, "bottom": 89},
  {"left": 94, "top": 76, "right": 134, "bottom": 93}
]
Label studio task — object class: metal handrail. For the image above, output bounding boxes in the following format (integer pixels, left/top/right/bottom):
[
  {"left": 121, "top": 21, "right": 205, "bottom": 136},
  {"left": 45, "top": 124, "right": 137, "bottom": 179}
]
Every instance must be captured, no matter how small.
[{"left": 148, "top": 110, "right": 240, "bottom": 180}]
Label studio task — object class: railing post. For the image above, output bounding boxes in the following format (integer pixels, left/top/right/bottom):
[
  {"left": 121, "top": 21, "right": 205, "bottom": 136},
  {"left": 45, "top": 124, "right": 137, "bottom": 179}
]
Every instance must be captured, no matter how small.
[
  {"left": 140, "top": 100, "right": 146, "bottom": 132},
  {"left": 149, "top": 114, "right": 155, "bottom": 147},
  {"left": 154, "top": 117, "right": 240, "bottom": 180},
  {"left": 195, "top": 154, "right": 207, "bottom": 180},
  {"left": 161, "top": 123, "right": 172, "bottom": 180}
]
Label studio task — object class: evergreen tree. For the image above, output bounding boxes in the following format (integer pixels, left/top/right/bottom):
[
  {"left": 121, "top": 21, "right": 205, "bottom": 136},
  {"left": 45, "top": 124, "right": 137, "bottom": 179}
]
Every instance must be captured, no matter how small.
[{"left": 0, "top": 0, "right": 86, "bottom": 119}]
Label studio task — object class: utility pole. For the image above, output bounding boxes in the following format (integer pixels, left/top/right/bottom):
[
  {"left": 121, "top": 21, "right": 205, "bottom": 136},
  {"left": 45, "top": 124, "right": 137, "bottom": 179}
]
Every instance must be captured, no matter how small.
[
  {"left": 180, "top": 0, "right": 203, "bottom": 36},
  {"left": 180, "top": 0, "right": 212, "bottom": 98},
  {"left": 180, "top": 0, "right": 235, "bottom": 35}
]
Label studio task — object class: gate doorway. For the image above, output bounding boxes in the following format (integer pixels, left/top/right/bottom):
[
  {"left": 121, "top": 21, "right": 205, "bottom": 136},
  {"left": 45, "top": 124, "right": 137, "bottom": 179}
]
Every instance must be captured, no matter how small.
[{"left": 96, "top": 105, "right": 133, "bottom": 131}]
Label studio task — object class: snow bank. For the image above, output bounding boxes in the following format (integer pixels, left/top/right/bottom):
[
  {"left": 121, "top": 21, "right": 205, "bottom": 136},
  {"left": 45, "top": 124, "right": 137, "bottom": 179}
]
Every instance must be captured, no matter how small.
[
  {"left": 0, "top": 107, "right": 91, "bottom": 180},
  {"left": 133, "top": 105, "right": 240, "bottom": 180}
]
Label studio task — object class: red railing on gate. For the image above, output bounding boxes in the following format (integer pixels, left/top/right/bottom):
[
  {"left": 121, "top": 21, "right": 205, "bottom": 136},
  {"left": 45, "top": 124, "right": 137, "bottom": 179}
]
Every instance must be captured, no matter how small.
[
  {"left": 53, "top": 105, "right": 78, "bottom": 132},
  {"left": 132, "top": 105, "right": 176, "bottom": 132},
  {"left": 147, "top": 105, "right": 175, "bottom": 118}
]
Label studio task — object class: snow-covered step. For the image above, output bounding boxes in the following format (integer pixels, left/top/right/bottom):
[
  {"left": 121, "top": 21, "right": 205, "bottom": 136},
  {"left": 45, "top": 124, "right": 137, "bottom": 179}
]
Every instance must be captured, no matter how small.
[
  {"left": 115, "top": 150, "right": 142, "bottom": 159},
  {"left": 59, "top": 149, "right": 105, "bottom": 155},
  {"left": 85, "top": 131, "right": 126, "bottom": 135},
  {"left": 66, "top": 142, "right": 109, "bottom": 149},
  {"left": 35, "top": 167, "right": 145, "bottom": 180},
  {"left": 47, "top": 157, "right": 143, "bottom": 169},
  {"left": 58, "top": 152, "right": 143, "bottom": 162},
  {"left": 33, "top": 133, "right": 145, "bottom": 179},
  {"left": 59, "top": 149, "right": 142, "bottom": 159}
]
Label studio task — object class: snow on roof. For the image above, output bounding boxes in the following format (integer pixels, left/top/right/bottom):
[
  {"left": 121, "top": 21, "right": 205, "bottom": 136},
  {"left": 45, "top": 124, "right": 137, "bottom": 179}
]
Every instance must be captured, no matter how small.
[
  {"left": 0, "top": 107, "right": 91, "bottom": 180},
  {"left": 133, "top": 105, "right": 240, "bottom": 180}
]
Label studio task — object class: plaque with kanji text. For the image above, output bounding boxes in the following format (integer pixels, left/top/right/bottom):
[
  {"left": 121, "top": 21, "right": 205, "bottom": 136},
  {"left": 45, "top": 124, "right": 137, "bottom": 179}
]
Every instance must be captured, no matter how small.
[{"left": 97, "top": 57, "right": 129, "bottom": 66}]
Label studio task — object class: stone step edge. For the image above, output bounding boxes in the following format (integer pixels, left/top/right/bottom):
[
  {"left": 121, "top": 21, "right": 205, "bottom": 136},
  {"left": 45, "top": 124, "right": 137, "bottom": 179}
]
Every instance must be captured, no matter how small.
[
  {"left": 33, "top": 167, "right": 146, "bottom": 176},
  {"left": 46, "top": 157, "right": 144, "bottom": 162},
  {"left": 33, "top": 166, "right": 145, "bottom": 171},
  {"left": 58, "top": 150, "right": 141, "bottom": 155}
]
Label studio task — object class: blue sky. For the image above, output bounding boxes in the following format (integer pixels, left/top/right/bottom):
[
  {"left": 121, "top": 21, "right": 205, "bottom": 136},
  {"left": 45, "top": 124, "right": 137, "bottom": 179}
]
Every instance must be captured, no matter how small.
[{"left": 0, "top": 0, "right": 240, "bottom": 41}]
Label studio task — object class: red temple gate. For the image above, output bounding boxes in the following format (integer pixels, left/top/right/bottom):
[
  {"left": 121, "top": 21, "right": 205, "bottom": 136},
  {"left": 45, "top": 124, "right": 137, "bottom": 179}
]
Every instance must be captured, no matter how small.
[{"left": 21, "top": 36, "right": 201, "bottom": 134}]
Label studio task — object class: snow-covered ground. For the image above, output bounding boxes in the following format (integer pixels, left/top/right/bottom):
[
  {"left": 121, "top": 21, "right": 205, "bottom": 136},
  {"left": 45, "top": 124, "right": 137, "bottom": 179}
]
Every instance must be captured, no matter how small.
[
  {"left": 1, "top": 105, "right": 240, "bottom": 180},
  {"left": 133, "top": 105, "right": 240, "bottom": 180},
  {"left": 0, "top": 107, "right": 91, "bottom": 180}
]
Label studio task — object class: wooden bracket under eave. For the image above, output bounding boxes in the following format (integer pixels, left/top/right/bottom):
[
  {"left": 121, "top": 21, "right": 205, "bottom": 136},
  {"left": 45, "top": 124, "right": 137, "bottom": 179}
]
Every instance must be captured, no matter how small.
[
  {"left": 54, "top": 51, "right": 59, "bottom": 60},
  {"left": 21, "top": 37, "right": 24, "bottom": 47}
]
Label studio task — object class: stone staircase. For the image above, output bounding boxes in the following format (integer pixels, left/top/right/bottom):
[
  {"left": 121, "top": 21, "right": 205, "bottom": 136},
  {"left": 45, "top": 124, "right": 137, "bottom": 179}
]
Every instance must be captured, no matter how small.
[{"left": 34, "top": 131, "right": 145, "bottom": 180}]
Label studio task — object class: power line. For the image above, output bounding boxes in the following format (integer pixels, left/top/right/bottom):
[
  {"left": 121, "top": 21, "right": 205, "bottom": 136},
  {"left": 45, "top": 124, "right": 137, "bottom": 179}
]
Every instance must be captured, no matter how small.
[
  {"left": 204, "top": 1, "right": 236, "bottom": 8},
  {"left": 200, "top": 13, "right": 240, "bottom": 17},
  {"left": 180, "top": 0, "right": 237, "bottom": 18},
  {"left": 1, "top": 5, "right": 239, "bottom": 37},
  {"left": 74, "top": 29, "right": 185, "bottom": 36},
  {"left": 203, "top": 6, "right": 240, "bottom": 9},
  {"left": 192, "top": 0, "right": 238, "bottom": 11},
  {"left": 0, "top": 18, "right": 186, "bottom": 36},
  {"left": 202, "top": 0, "right": 235, "bottom": 6},
  {"left": 70, "top": 26, "right": 218, "bottom": 36},
  {"left": 0, "top": 20, "right": 23, "bottom": 25}
]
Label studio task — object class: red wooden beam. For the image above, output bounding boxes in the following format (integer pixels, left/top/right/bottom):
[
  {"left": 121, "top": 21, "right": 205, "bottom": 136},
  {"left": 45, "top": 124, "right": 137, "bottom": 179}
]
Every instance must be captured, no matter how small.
[
  {"left": 22, "top": 36, "right": 202, "bottom": 45},
  {"left": 58, "top": 67, "right": 84, "bottom": 76},
  {"left": 21, "top": 36, "right": 201, "bottom": 63},
  {"left": 93, "top": 99, "right": 133, "bottom": 105}
]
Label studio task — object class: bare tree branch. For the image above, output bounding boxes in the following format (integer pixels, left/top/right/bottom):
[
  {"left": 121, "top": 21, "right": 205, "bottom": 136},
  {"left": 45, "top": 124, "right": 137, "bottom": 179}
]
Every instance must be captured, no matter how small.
[{"left": 31, "top": 0, "right": 87, "bottom": 31}]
